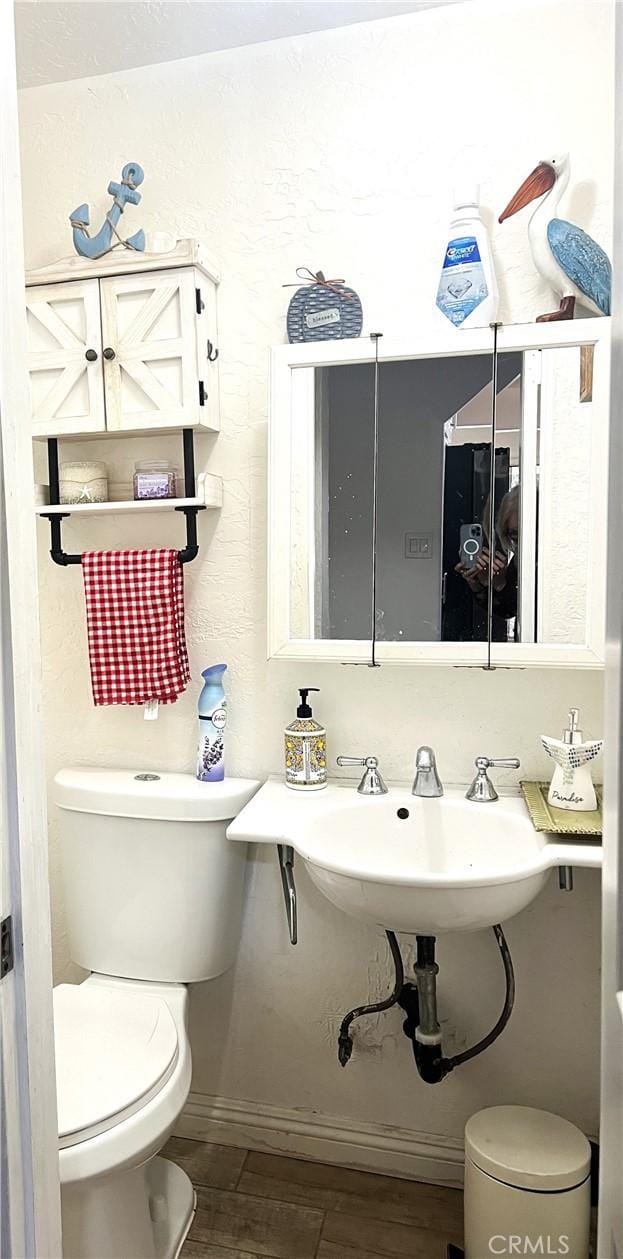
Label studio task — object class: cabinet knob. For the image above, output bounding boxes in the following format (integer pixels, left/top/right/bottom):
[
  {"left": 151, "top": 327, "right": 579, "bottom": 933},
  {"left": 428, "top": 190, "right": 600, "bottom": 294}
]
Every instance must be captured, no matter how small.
[
  {"left": 103, "top": 347, "right": 116, "bottom": 361},
  {"left": 85, "top": 348, "right": 98, "bottom": 362}
]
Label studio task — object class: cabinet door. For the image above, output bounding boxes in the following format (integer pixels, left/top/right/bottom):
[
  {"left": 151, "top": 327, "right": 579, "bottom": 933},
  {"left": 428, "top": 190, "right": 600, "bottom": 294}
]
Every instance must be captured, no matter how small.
[
  {"left": 26, "top": 279, "right": 105, "bottom": 437},
  {"left": 100, "top": 269, "right": 200, "bottom": 432}
]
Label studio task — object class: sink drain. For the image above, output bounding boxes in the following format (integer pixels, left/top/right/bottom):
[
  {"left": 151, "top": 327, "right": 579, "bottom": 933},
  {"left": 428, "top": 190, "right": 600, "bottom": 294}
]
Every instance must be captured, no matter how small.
[{"left": 397, "top": 807, "right": 410, "bottom": 820}]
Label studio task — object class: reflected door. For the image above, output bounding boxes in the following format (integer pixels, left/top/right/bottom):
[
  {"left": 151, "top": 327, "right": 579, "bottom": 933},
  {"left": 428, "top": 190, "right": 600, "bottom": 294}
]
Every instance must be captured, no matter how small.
[
  {"left": 442, "top": 443, "right": 495, "bottom": 642},
  {"left": 288, "top": 362, "right": 375, "bottom": 658},
  {"left": 373, "top": 350, "right": 497, "bottom": 649}
]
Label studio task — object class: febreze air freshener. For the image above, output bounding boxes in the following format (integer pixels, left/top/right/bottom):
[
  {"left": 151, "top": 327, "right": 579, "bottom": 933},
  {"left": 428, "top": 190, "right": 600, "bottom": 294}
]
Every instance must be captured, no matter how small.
[
  {"left": 197, "top": 664, "right": 228, "bottom": 782},
  {"left": 436, "top": 185, "right": 499, "bottom": 328}
]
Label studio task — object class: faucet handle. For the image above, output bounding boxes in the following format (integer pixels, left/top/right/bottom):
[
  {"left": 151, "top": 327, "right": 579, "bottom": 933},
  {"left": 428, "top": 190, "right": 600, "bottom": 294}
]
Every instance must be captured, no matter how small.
[
  {"left": 337, "top": 756, "right": 388, "bottom": 796},
  {"left": 467, "top": 756, "right": 520, "bottom": 803},
  {"left": 476, "top": 757, "right": 521, "bottom": 770}
]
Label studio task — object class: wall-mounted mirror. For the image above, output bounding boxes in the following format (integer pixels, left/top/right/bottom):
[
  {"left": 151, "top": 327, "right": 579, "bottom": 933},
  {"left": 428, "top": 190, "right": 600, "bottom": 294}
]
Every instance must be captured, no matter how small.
[{"left": 269, "top": 322, "right": 609, "bottom": 667}]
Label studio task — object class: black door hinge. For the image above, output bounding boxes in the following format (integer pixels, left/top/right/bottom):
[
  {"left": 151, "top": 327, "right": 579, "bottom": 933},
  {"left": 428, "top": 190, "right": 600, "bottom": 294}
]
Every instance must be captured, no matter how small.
[
  {"left": 1, "top": 916, "right": 14, "bottom": 978},
  {"left": 196, "top": 288, "right": 205, "bottom": 315},
  {"left": 198, "top": 380, "right": 206, "bottom": 407}
]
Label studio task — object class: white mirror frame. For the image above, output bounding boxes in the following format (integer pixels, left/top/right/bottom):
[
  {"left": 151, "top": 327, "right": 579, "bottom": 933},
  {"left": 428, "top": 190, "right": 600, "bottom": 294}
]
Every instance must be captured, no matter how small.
[{"left": 268, "top": 319, "right": 610, "bottom": 668}]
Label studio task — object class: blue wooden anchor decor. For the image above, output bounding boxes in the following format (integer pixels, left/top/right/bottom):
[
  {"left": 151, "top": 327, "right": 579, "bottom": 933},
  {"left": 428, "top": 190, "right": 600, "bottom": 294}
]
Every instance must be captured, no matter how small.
[{"left": 69, "top": 162, "right": 146, "bottom": 259}]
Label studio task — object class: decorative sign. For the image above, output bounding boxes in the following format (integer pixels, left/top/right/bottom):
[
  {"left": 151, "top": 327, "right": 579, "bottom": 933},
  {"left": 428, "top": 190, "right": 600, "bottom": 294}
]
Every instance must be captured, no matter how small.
[{"left": 286, "top": 268, "right": 363, "bottom": 343}]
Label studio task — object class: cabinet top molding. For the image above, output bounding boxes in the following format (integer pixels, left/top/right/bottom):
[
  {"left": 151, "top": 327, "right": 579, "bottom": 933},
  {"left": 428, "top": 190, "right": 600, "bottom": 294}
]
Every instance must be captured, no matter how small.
[{"left": 26, "top": 238, "right": 220, "bottom": 287}]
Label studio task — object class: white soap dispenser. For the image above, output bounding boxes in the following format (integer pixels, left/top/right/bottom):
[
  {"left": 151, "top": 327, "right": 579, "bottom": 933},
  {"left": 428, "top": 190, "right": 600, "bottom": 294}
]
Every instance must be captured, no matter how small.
[{"left": 541, "top": 708, "right": 603, "bottom": 812}]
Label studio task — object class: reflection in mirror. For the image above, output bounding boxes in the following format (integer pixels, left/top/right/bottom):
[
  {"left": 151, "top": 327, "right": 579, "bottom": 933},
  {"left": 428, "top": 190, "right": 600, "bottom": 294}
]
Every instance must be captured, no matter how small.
[
  {"left": 443, "top": 352, "right": 521, "bottom": 644},
  {"left": 373, "top": 353, "right": 506, "bottom": 644},
  {"left": 533, "top": 346, "right": 592, "bottom": 646},
  {"left": 455, "top": 346, "right": 592, "bottom": 648},
  {"left": 286, "top": 342, "right": 596, "bottom": 651},
  {"left": 291, "top": 353, "right": 502, "bottom": 643},
  {"left": 374, "top": 347, "right": 592, "bottom": 646},
  {"left": 289, "top": 362, "right": 375, "bottom": 641}
]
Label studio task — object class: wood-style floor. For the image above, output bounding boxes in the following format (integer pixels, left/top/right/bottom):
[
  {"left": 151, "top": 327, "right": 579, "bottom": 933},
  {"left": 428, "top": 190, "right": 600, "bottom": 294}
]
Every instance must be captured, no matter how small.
[{"left": 164, "top": 1136, "right": 464, "bottom": 1258}]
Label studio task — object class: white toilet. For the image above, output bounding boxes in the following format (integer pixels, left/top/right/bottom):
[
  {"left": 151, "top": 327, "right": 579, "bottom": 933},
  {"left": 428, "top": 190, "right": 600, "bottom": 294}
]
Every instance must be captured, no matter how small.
[{"left": 52, "top": 768, "right": 259, "bottom": 1259}]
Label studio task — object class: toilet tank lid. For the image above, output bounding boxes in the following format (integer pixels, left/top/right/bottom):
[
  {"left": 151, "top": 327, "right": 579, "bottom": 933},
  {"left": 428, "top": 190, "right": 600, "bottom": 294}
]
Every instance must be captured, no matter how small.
[{"left": 54, "top": 769, "right": 261, "bottom": 821}]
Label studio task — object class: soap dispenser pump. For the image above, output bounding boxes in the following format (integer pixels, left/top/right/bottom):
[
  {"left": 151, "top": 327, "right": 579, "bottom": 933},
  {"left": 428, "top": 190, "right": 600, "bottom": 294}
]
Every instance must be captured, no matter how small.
[
  {"left": 542, "top": 708, "right": 603, "bottom": 812},
  {"left": 284, "top": 688, "right": 327, "bottom": 791}
]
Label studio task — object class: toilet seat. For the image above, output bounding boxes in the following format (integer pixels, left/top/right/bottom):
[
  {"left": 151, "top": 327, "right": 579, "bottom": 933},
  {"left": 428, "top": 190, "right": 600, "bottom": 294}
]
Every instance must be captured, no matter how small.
[{"left": 54, "top": 983, "right": 179, "bottom": 1149}]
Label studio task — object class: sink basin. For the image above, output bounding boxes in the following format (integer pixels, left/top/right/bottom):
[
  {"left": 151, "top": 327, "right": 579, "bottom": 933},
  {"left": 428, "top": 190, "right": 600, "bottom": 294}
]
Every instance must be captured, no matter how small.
[
  {"left": 227, "top": 779, "right": 602, "bottom": 935},
  {"left": 299, "top": 790, "right": 551, "bottom": 933}
]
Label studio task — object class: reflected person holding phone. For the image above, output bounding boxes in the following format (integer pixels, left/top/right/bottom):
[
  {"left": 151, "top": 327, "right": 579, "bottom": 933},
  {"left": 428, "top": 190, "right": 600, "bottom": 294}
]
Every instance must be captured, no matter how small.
[{"left": 455, "top": 485, "right": 519, "bottom": 638}]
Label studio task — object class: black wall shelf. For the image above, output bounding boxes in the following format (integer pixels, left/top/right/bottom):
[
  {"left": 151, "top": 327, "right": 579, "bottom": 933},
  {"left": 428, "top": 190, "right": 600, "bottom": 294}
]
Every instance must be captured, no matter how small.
[{"left": 40, "top": 428, "right": 206, "bottom": 566}]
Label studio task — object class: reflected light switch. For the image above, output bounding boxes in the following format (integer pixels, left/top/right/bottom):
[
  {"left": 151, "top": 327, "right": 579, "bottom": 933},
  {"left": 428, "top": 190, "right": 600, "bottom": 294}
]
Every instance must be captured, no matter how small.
[{"left": 404, "top": 532, "right": 433, "bottom": 559}]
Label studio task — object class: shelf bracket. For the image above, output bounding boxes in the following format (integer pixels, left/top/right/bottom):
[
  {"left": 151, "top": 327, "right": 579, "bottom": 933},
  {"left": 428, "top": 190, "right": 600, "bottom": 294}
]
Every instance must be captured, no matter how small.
[
  {"left": 41, "top": 429, "right": 205, "bottom": 567},
  {"left": 277, "top": 844, "right": 298, "bottom": 945}
]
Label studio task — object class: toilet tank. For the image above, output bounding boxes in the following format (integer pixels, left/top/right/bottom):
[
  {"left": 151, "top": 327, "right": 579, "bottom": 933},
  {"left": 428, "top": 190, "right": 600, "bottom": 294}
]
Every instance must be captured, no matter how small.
[{"left": 54, "top": 769, "right": 260, "bottom": 983}]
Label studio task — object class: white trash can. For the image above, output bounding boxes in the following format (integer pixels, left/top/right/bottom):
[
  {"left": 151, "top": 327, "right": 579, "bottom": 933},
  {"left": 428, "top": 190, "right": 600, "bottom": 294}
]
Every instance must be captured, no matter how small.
[{"left": 464, "top": 1106, "right": 591, "bottom": 1259}]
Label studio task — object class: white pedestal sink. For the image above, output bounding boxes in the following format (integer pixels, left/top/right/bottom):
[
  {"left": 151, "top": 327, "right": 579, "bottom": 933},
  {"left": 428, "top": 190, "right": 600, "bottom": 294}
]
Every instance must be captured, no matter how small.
[{"left": 227, "top": 778, "right": 602, "bottom": 935}]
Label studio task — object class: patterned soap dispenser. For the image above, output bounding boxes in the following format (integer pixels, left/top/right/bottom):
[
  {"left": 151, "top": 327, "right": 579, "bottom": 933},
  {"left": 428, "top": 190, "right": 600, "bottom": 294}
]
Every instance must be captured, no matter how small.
[
  {"left": 541, "top": 708, "right": 603, "bottom": 812},
  {"left": 284, "top": 688, "right": 327, "bottom": 791}
]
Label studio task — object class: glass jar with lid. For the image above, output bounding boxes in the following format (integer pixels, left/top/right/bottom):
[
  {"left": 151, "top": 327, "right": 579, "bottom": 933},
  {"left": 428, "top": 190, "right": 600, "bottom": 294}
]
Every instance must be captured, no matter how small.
[{"left": 133, "top": 460, "right": 178, "bottom": 500}]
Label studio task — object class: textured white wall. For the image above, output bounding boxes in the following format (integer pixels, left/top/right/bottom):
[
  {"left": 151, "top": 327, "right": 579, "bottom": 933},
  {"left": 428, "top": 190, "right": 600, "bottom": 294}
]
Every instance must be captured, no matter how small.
[{"left": 18, "top": 0, "right": 610, "bottom": 1156}]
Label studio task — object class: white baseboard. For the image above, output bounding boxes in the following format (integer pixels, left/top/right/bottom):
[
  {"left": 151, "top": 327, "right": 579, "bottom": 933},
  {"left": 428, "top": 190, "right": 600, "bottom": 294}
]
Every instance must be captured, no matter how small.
[{"left": 176, "top": 1092, "right": 464, "bottom": 1188}]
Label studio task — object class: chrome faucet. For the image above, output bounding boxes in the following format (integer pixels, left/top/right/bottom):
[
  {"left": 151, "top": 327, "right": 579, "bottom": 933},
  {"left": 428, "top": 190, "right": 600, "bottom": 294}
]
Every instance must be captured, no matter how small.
[
  {"left": 336, "top": 755, "right": 388, "bottom": 796},
  {"left": 466, "top": 756, "right": 520, "bottom": 803},
  {"left": 412, "top": 746, "right": 443, "bottom": 798}
]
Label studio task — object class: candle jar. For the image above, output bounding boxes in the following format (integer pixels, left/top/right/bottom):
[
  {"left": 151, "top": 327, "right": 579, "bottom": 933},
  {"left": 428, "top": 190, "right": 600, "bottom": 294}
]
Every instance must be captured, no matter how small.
[
  {"left": 133, "top": 460, "right": 178, "bottom": 500},
  {"left": 60, "top": 461, "right": 108, "bottom": 504}
]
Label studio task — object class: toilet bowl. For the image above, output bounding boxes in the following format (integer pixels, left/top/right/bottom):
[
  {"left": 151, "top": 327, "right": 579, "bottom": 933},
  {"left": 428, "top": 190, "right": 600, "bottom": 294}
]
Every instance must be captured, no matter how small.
[
  {"left": 53, "top": 769, "right": 260, "bottom": 1259},
  {"left": 56, "top": 977, "right": 193, "bottom": 1259}
]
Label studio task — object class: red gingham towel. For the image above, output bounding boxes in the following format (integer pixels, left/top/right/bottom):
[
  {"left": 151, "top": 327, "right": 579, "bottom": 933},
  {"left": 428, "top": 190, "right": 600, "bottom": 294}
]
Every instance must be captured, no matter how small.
[{"left": 82, "top": 549, "right": 191, "bottom": 706}]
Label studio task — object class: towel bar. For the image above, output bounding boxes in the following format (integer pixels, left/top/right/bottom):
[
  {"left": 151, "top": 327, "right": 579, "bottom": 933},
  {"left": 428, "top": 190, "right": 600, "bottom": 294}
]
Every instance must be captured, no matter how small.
[{"left": 41, "top": 429, "right": 205, "bottom": 566}]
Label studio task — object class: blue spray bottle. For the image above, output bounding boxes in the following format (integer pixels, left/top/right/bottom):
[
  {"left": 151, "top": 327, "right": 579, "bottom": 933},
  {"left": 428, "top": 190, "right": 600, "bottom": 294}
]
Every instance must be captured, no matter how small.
[{"left": 196, "top": 664, "right": 227, "bottom": 782}]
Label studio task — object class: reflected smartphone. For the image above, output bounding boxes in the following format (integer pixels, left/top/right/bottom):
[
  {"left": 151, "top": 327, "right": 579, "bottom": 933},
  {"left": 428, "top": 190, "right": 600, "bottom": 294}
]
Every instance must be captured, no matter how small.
[{"left": 459, "top": 523, "right": 483, "bottom": 568}]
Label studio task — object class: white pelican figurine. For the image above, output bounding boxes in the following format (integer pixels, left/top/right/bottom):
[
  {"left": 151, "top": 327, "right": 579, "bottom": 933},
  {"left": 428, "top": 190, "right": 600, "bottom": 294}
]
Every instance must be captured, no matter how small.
[{"left": 499, "top": 153, "right": 611, "bottom": 321}]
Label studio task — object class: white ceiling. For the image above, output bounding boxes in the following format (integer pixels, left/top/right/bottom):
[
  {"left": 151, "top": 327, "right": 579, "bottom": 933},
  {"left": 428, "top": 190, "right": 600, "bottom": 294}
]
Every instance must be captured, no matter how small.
[{"left": 15, "top": 0, "right": 458, "bottom": 89}]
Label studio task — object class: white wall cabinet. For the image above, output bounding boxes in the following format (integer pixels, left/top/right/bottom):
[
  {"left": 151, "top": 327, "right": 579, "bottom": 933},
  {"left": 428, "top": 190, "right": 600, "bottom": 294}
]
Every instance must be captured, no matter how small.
[{"left": 26, "top": 241, "right": 220, "bottom": 438}]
